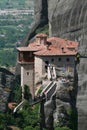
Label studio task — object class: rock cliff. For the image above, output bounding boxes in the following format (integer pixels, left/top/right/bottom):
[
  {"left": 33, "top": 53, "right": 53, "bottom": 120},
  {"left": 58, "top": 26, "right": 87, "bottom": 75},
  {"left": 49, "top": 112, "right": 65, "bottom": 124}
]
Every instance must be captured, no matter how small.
[
  {"left": 0, "top": 68, "right": 15, "bottom": 112},
  {"left": 23, "top": 0, "right": 87, "bottom": 130},
  {"left": 48, "top": 1, "right": 87, "bottom": 130}
]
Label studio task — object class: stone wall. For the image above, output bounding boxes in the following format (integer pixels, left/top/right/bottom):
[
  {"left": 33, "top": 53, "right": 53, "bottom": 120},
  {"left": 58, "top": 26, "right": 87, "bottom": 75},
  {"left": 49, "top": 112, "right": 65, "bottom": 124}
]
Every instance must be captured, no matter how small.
[
  {"left": 35, "top": 55, "right": 75, "bottom": 83},
  {"left": 35, "top": 56, "right": 43, "bottom": 84},
  {"left": 42, "top": 55, "right": 75, "bottom": 67}
]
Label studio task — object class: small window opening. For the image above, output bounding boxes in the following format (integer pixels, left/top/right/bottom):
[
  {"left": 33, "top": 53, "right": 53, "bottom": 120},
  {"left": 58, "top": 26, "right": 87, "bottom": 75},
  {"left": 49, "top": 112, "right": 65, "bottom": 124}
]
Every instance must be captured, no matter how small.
[
  {"left": 66, "top": 58, "right": 70, "bottom": 62},
  {"left": 45, "top": 61, "right": 49, "bottom": 72},
  {"left": 45, "top": 61, "right": 49, "bottom": 65},
  {"left": 58, "top": 58, "right": 61, "bottom": 61},
  {"left": 51, "top": 58, "right": 54, "bottom": 62},
  {"left": 27, "top": 72, "right": 29, "bottom": 75}
]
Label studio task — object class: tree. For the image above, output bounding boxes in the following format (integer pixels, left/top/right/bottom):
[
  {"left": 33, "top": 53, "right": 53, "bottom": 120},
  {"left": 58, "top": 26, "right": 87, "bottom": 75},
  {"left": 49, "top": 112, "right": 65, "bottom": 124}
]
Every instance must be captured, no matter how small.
[
  {"left": 24, "top": 126, "right": 40, "bottom": 130},
  {"left": 24, "top": 85, "right": 32, "bottom": 101},
  {"left": 24, "top": 126, "right": 34, "bottom": 130},
  {"left": 13, "top": 84, "right": 22, "bottom": 103},
  {"left": 0, "top": 113, "right": 6, "bottom": 130},
  {"left": 55, "top": 126, "right": 71, "bottom": 130}
]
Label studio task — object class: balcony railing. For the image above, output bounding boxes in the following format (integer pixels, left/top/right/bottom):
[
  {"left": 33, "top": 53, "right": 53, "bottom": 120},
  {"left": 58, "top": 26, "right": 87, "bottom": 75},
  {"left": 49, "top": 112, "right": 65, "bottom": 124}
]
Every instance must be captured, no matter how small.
[{"left": 18, "top": 58, "right": 34, "bottom": 63}]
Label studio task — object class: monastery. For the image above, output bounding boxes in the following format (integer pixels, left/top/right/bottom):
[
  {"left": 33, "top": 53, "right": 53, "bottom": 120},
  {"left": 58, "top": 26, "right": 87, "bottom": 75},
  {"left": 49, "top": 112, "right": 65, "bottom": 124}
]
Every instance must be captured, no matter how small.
[{"left": 17, "top": 33, "right": 78, "bottom": 98}]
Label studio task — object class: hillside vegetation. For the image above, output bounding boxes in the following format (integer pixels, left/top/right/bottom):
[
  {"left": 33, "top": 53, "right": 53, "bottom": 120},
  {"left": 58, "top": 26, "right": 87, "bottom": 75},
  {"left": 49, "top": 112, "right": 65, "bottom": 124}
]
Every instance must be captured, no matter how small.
[
  {"left": 0, "top": 0, "right": 34, "bottom": 66},
  {"left": 0, "top": 0, "right": 34, "bottom": 9}
]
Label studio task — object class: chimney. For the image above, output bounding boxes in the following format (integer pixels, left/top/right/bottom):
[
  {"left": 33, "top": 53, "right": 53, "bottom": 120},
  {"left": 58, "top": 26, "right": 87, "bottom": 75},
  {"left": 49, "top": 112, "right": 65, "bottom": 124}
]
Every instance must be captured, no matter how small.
[
  {"left": 36, "top": 33, "right": 47, "bottom": 45},
  {"left": 61, "top": 47, "right": 64, "bottom": 53}
]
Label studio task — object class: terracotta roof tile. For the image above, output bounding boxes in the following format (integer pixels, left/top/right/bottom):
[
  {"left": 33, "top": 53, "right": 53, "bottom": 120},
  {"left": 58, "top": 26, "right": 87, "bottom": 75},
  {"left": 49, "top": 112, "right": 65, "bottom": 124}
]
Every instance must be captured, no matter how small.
[
  {"left": 17, "top": 33, "right": 78, "bottom": 56},
  {"left": 17, "top": 44, "right": 46, "bottom": 52},
  {"left": 17, "top": 47, "right": 31, "bottom": 51},
  {"left": 34, "top": 47, "right": 77, "bottom": 56},
  {"left": 47, "top": 37, "right": 78, "bottom": 49},
  {"left": 36, "top": 33, "right": 47, "bottom": 38}
]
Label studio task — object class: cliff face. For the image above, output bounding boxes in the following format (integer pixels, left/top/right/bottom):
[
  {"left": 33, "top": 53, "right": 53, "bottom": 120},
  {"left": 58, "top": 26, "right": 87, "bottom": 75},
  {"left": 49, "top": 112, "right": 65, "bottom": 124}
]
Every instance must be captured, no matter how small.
[
  {"left": 48, "top": 0, "right": 87, "bottom": 38},
  {"left": 24, "top": 0, "right": 87, "bottom": 130},
  {"left": 0, "top": 68, "right": 15, "bottom": 112},
  {"left": 48, "top": 1, "right": 87, "bottom": 130}
]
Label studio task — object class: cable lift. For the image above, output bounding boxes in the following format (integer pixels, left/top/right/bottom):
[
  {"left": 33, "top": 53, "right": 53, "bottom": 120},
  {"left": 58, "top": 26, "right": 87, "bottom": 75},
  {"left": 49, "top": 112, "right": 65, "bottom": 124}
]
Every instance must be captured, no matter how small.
[
  {"left": 13, "top": 80, "right": 57, "bottom": 113},
  {"left": 13, "top": 94, "right": 46, "bottom": 113},
  {"left": 13, "top": 100, "right": 26, "bottom": 113}
]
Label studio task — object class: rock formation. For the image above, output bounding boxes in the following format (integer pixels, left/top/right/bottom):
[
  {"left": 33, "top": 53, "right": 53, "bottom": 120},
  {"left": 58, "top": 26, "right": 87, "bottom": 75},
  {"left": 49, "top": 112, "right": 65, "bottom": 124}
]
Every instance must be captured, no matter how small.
[
  {"left": 48, "top": 1, "right": 87, "bottom": 130},
  {"left": 0, "top": 68, "right": 15, "bottom": 112},
  {"left": 44, "top": 73, "right": 78, "bottom": 130}
]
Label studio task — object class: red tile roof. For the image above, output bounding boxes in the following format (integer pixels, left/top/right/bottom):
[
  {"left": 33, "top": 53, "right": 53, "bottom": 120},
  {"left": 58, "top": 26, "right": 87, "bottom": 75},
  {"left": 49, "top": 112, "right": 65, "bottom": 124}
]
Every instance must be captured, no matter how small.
[
  {"left": 34, "top": 47, "right": 77, "bottom": 56},
  {"left": 47, "top": 37, "right": 78, "bottom": 49},
  {"left": 17, "top": 34, "right": 78, "bottom": 56},
  {"left": 34, "top": 37, "right": 78, "bottom": 56},
  {"left": 17, "top": 43, "right": 46, "bottom": 52},
  {"left": 36, "top": 33, "right": 47, "bottom": 38}
]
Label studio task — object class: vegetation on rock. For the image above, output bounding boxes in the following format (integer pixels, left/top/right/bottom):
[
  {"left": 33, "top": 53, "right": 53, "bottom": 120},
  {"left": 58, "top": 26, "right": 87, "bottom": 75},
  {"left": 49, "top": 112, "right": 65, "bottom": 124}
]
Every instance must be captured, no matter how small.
[
  {"left": 0, "top": 84, "right": 40, "bottom": 130},
  {"left": 36, "top": 24, "right": 49, "bottom": 36}
]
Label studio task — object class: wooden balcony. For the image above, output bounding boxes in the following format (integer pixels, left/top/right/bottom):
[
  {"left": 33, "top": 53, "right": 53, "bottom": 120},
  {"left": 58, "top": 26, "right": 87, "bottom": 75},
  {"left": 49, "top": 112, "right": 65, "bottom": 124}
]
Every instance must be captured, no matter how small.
[{"left": 18, "top": 58, "right": 34, "bottom": 64}]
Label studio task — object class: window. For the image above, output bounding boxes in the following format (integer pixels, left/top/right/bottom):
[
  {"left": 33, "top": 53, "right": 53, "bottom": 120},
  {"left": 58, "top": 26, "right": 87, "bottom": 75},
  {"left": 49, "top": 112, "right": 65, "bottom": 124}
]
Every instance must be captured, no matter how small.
[
  {"left": 45, "top": 61, "right": 49, "bottom": 72},
  {"left": 51, "top": 58, "right": 54, "bottom": 62},
  {"left": 45, "top": 61, "right": 49, "bottom": 65},
  {"left": 66, "top": 58, "right": 70, "bottom": 62},
  {"left": 58, "top": 58, "right": 61, "bottom": 61},
  {"left": 27, "top": 72, "right": 29, "bottom": 75}
]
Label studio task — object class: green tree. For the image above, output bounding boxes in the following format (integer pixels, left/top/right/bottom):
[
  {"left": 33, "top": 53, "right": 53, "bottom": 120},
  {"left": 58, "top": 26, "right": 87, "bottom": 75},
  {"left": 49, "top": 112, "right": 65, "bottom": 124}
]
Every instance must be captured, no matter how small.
[
  {"left": 68, "top": 108, "right": 78, "bottom": 130},
  {"left": 55, "top": 126, "right": 71, "bottom": 130},
  {"left": 24, "top": 126, "right": 40, "bottom": 130},
  {"left": 13, "top": 84, "right": 22, "bottom": 103},
  {"left": 24, "top": 85, "right": 32, "bottom": 101},
  {"left": 24, "top": 126, "right": 34, "bottom": 130},
  {"left": 0, "top": 113, "right": 6, "bottom": 130}
]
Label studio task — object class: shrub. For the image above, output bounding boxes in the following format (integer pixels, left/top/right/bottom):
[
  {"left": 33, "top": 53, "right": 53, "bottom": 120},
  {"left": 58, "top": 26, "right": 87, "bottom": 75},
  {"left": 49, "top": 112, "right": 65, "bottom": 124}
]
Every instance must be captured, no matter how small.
[{"left": 55, "top": 126, "right": 71, "bottom": 130}]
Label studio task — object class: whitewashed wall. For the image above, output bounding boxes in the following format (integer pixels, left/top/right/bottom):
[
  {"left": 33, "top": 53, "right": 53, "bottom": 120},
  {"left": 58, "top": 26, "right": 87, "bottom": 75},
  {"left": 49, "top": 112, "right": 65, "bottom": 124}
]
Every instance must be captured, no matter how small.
[{"left": 35, "top": 55, "right": 75, "bottom": 82}]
